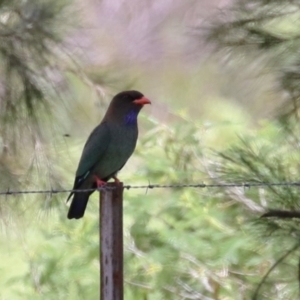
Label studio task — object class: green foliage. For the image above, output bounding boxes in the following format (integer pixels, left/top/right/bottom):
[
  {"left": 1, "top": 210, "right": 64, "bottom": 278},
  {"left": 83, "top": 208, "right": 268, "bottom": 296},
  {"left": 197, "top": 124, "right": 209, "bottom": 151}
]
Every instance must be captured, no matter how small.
[
  {"left": 0, "top": 0, "right": 68, "bottom": 137},
  {"left": 4, "top": 114, "right": 300, "bottom": 300},
  {"left": 0, "top": 0, "right": 86, "bottom": 212},
  {"left": 202, "top": 1, "right": 300, "bottom": 297},
  {"left": 206, "top": 0, "right": 300, "bottom": 118}
]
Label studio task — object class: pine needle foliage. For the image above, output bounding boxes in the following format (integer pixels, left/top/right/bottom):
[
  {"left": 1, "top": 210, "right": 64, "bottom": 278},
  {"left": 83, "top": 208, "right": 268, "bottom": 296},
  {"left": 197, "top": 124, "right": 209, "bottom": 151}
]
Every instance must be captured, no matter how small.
[
  {"left": 205, "top": 0, "right": 300, "bottom": 298},
  {"left": 0, "top": 0, "right": 74, "bottom": 212}
]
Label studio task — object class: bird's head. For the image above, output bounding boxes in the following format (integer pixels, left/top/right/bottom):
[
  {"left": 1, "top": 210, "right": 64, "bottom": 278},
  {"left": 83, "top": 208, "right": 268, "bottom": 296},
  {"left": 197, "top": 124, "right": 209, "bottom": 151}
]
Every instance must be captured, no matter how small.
[{"left": 105, "top": 90, "right": 151, "bottom": 125}]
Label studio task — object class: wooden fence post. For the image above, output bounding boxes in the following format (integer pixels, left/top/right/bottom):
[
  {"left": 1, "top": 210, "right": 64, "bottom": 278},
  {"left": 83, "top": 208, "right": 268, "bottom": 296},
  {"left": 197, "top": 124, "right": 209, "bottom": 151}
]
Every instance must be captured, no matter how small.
[{"left": 100, "top": 182, "right": 124, "bottom": 300}]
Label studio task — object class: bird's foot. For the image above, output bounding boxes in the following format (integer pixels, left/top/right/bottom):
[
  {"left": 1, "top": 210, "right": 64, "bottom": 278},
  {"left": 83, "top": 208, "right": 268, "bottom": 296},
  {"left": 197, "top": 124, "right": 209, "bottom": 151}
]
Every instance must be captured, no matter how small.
[
  {"left": 112, "top": 175, "right": 121, "bottom": 185},
  {"left": 93, "top": 175, "right": 106, "bottom": 188}
]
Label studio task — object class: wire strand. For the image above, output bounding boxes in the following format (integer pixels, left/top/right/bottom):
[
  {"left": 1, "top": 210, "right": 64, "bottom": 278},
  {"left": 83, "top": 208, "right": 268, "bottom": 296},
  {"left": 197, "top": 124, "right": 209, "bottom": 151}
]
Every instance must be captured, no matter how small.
[{"left": 1, "top": 181, "right": 300, "bottom": 195}]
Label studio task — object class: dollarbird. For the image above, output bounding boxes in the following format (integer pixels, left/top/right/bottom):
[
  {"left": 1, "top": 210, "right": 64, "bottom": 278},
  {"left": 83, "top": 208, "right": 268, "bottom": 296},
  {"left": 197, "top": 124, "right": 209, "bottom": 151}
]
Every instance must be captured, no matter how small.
[{"left": 67, "top": 90, "right": 151, "bottom": 219}]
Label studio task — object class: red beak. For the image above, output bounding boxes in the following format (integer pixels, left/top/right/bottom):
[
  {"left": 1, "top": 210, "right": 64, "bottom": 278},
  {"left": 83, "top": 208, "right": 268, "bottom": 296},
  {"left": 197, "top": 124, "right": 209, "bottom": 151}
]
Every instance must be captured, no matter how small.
[{"left": 133, "top": 97, "right": 151, "bottom": 105}]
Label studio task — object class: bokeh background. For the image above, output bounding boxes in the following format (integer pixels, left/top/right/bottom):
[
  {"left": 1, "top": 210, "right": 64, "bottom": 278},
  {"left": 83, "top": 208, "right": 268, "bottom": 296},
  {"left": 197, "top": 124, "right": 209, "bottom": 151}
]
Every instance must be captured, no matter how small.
[{"left": 1, "top": 0, "right": 300, "bottom": 299}]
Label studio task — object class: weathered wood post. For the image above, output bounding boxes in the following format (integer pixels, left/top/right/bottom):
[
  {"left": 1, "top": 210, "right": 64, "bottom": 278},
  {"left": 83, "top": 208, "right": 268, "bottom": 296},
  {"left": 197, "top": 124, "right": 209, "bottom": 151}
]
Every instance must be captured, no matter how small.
[{"left": 100, "top": 182, "right": 124, "bottom": 300}]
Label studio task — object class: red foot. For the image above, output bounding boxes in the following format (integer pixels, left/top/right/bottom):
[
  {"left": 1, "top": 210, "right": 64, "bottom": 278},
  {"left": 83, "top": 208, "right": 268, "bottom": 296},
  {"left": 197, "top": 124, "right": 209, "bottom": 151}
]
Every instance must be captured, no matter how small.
[
  {"left": 112, "top": 175, "right": 121, "bottom": 185},
  {"left": 93, "top": 175, "right": 106, "bottom": 188}
]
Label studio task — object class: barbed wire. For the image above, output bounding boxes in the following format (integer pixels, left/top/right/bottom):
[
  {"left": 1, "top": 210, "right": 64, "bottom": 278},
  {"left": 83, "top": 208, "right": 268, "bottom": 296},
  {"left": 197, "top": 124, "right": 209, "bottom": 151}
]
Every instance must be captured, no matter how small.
[{"left": 1, "top": 181, "right": 300, "bottom": 195}]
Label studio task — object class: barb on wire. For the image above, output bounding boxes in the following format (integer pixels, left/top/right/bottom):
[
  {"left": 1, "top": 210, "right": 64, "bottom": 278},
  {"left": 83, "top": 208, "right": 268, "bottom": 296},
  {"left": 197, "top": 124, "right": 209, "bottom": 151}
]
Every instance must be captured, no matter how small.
[{"left": 0, "top": 181, "right": 299, "bottom": 196}]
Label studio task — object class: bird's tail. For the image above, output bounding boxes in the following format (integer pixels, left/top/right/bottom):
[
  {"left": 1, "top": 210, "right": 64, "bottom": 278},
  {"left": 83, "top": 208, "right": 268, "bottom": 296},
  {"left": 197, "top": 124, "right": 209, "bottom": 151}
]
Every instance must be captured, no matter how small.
[{"left": 67, "top": 192, "right": 90, "bottom": 219}]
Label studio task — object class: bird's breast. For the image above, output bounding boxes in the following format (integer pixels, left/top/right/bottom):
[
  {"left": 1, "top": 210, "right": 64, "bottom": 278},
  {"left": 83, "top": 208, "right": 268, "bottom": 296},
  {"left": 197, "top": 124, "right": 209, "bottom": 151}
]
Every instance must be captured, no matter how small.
[{"left": 93, "top": 125, "right": 138, "bottom": 179}]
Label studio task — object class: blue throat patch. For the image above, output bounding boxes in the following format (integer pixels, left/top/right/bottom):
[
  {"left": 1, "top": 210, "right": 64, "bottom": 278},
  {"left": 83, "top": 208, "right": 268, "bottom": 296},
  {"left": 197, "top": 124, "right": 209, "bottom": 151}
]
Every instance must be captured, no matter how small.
[{"left": 124, "top": 109, "right": 139, "bottom": 126}]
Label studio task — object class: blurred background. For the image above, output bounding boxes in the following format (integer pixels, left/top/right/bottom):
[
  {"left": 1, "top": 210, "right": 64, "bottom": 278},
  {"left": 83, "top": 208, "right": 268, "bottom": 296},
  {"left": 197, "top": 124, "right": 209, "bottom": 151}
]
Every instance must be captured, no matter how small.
[{"left": 1, "top": 0, "right": 300, "bottom": 299}]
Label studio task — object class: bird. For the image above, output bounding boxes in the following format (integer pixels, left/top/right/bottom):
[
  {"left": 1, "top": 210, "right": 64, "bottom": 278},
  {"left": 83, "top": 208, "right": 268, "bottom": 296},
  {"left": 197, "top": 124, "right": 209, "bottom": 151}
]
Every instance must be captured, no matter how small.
[{"left": 67, "top": 90, "right": 151, "bottom": 219}]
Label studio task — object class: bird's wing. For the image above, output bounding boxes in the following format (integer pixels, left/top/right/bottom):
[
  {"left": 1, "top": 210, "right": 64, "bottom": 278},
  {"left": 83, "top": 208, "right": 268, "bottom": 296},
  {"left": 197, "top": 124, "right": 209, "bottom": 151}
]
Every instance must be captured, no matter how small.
[{"left": 72, "top": 122, "right": 111, "bottom": 190}]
